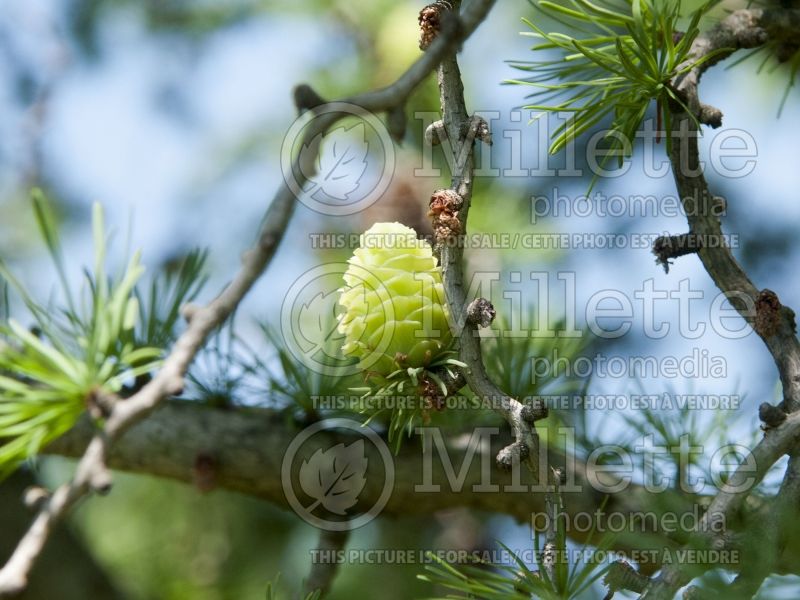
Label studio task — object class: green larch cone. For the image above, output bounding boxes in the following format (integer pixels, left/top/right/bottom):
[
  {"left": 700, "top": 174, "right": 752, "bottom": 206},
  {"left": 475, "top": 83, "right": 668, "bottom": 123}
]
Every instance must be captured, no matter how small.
[{"left": 337, "top": 222, "right": 452, "bottom": 377}]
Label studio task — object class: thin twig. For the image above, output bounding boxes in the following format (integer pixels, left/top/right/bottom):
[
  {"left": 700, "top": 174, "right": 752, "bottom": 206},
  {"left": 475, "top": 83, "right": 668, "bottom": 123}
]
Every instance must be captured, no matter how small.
[
  {"left": 603, "top": 560, "right": 650, "bottom": 599},
  {"left": 542, "top": 467, "right": 564, "bottom": 587},
  {"left": 641, "top": 13, "right": 800, "bottom": 595},
  {"left": 651, "top": 233, "right": 704, "bottom": 273},
  {"left": 424, "top": 0, "right": 547, "bottom": 482},
  {"left": 672, "top": 8, "right": 800, "bottom": 124},
  {"left": 661, "top": 8, "right": 800, "bottom": 415},
  {"left": 661, "top": 113, "right": 800, "bottom": 413}
]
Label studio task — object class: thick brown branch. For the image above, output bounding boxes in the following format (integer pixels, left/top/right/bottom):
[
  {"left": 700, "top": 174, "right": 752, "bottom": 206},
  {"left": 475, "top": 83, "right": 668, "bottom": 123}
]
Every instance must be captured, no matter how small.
[
  {"left": 44, "top": 401, "right": 562, "bottom": 540},
  {"left": 42, "top": 400, "right": 800, "bottom": 579}
]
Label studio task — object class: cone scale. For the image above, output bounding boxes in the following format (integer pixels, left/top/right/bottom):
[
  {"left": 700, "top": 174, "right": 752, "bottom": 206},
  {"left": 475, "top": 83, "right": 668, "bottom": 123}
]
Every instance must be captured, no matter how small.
[{"left": 337, "top": 222, "right": 452, "bottom": 376}]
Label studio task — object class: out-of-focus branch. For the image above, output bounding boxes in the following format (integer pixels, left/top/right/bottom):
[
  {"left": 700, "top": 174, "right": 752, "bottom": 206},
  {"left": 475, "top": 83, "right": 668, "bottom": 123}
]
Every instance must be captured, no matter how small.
[
  {"left": 42, "top": 398, "right": 800, "bottom": 577},
  {"left": 305, "top": 530, "right": 350, "bottom": 598},
  {"left": 0, "top": 4, "right": 497, "bottom": 594},
  {"left": 603, "top": 561, "right": 650, "bottom": 600},
  {"left": 730, "top": 453, "right": 800, "bottom": 596},
  {"left": 640, "top": 409, "right": 800, "bottom": 598},
  {"left": 42, "top": 400, "right": 800, "bottom": 576},
  {"left": 44, "top": 401, "right": 560, "bottom": 519}
]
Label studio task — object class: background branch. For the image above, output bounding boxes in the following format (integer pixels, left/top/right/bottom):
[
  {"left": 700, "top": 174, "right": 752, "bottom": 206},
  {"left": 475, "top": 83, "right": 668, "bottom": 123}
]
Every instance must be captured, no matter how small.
[
  {"left": 730, "top": 452, "right": 800, "bottom": 596},
  {"left": 40, "top": 399, "right": 800, "bottom": 578},
  {"left": 305, "top": 530, "right": 350, "bottom": 598},
  {"left": 641, "top": 9, "right": 800, "bottom": 596}
]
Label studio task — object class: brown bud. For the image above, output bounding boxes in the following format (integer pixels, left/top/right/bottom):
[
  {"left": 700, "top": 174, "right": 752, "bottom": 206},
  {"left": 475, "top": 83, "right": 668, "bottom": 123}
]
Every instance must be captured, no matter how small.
[
  {"left": 419, "top": 2, "right": 454, "bottom": 50},
  {"left": 759, "top": 402, "right": 787, "bottom": 428},
  {"left": 754, "top": 289, "right": 782, "bottom": 338},
  {"left": 466, "top": 298, "right": 496, "bottom": 328},
  {"left": 428, "top": 188, "right": 464, "bottom": 244}
]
